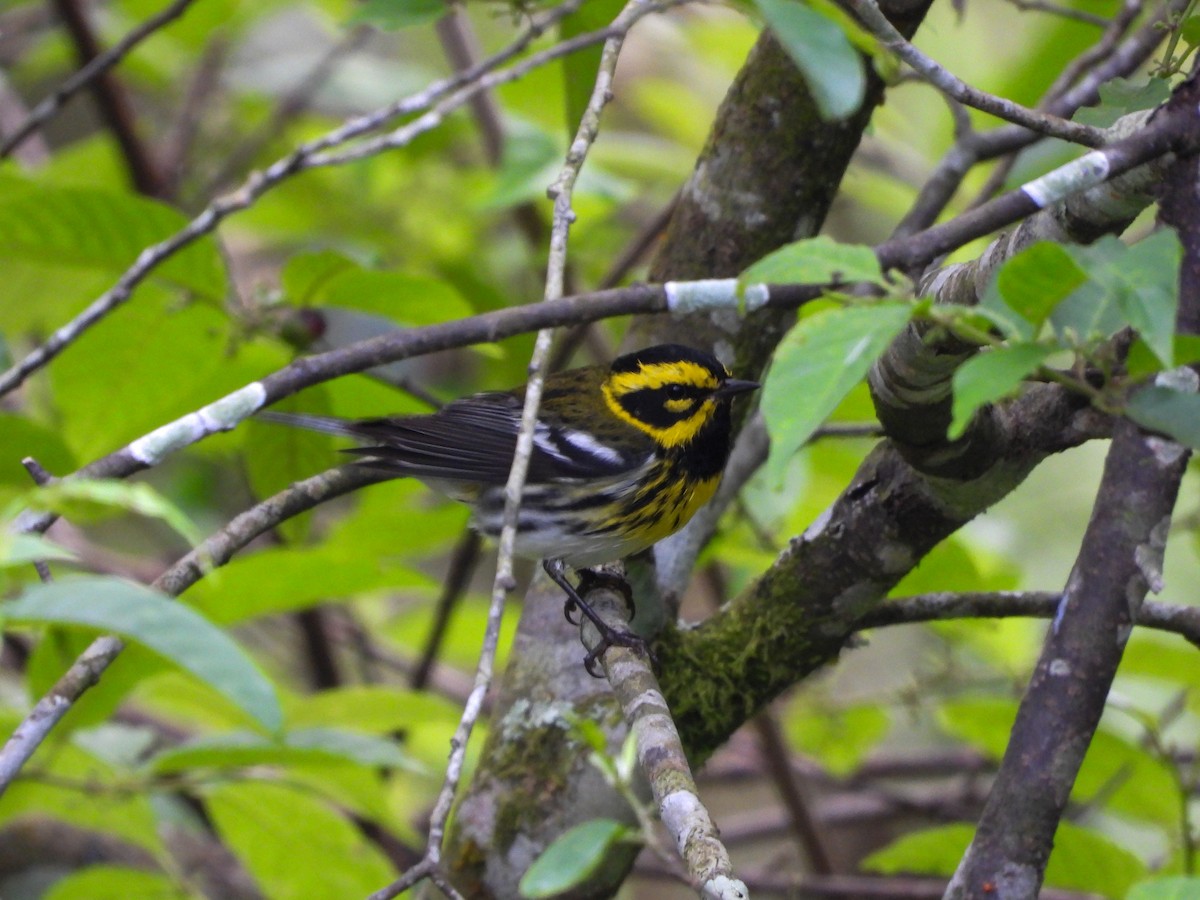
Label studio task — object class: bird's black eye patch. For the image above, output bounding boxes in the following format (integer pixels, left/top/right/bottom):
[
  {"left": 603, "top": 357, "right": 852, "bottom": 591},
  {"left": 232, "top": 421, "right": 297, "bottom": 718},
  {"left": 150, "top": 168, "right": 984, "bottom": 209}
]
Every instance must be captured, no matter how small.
[{"left": 666, "top": 383, "right": 687, "bottom": 400}]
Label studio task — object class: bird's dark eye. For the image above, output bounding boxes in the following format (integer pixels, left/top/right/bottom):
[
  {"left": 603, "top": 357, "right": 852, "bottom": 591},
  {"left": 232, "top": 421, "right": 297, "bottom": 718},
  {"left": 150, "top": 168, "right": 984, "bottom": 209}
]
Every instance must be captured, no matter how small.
[{"left": 666, "top": 383, "right": 687, "bottom": 400}]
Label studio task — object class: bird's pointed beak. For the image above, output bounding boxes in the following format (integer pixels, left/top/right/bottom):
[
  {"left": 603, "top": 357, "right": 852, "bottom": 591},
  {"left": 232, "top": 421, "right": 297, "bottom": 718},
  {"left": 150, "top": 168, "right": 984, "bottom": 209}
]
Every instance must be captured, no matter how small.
[{"left": 716, "top": 378, "right": 760, "bottom": 398}]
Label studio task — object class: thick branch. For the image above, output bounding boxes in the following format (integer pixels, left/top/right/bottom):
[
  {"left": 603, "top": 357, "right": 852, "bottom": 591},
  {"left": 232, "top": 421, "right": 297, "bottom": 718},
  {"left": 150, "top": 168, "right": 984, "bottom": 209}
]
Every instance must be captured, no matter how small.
[
  {"left": 655, "top": 381, "right": 1112, "bottom": 759},
  {"left": 944, "top": 66, "right": 1200, "bottom": 900},
  {"left": 943, "top": 415, "right": 1189, "bottom": 898}
]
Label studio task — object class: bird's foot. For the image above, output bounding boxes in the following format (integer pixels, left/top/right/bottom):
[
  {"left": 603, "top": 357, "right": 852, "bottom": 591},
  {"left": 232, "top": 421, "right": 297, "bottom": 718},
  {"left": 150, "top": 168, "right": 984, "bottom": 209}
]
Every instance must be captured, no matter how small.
[{"left": 542, "top": 559, "right": 647, "bottom": 678}]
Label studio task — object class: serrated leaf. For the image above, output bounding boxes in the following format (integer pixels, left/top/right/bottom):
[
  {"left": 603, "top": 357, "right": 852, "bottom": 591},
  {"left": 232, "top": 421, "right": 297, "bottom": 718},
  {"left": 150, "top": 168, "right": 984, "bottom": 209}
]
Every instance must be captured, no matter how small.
[
  {"left": 42, "top": 866, "right": 184, "bottom": 900},
  {"left": 560, "top": 0, "right": 625, "bottom": 136},
  {"left": 1128, "top": 877, "right": 1200, "bottom": 900},
  {"left": 996, "top": 242, "right": 1087, "bottom": 329},
  {"left": 147, "top": 727, "right": 422, "bottom": 774},
  {"left": 520, "top": 819, "right": 637, "bottom": 898},
  {"left": 1066, "top": 233, "right": 1181, "bottom": 366},
  {"left": 9, "top": 478, "right": 203, "bottom": 548},
  {"left": 1126, "top": 386, "right": 1200, "bottom": 448},
  {"left": 4, "top": 576, "right": 282, "bottom": 732},
  {"left": 762, "top": 302, "right": 912, "bottom": 482},
  {"left": 207, "top": 781, "right": 395, "bottom": 899},
  {"left": 740, "top": 236, "right": 883, "bottom": 289},
  {"left": 0, "top": 181, "right": 225, "bottom": 300},
  {"left": 754, "top": 0, "right": 865, "bottom": 120},
  {"left": 949, "top": 343, "right": 1053, "bottom": 439},
  {"left": 346, "top": 0, "right": 445, "bottom": 29}
]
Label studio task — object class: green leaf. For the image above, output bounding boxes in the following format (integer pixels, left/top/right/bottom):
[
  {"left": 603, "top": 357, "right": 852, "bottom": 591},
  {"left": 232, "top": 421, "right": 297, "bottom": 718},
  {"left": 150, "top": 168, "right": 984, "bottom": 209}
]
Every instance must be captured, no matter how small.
[
  {"left": 948, "top": 343, "right": 1053, "bottom": 439},
  {"left": 783, "top": 701, "right": 888, "bottom": 776},
  {"left": 753, "top": 0, "right": 866, "bottom": 120},
  {"left": 0, "top": 722, "right": 164, "bottom": 853},
  {"left": 1127, "top": 877, "right": 1200, "bottom": 900},
  {"left": 0, "top": 533, "right": 77, "bottom": 568},
  {"left": 1126, "top": 386, "right": 1200, "bottom": 449},
  {"left": 480, "top": 126, "right": 561, "bottom": 211},
  {"left": 183, "top": 546, "right": 433, "bottom": 625},
  {"left": 863, "top": 822, "right": 1145, "bottom": 898},
  {"left": 560, "top": 0, "right": 626, "bottom": 136},
  {"left": 4, "top": 576, "right": 282, "bottom": 732},
  {"left": 938, "top": 696, "right": 1179, "bottom": 825},
  {"left": 1066, "top": 233, "right": 1181, "bottom": 367},
  {"left": 1125, "top": 334, "right": 1200, "bottom": 379},
  {"left": 1110, "top": 231, "right": 1181, "bottom": 367},
  {"left": 283, "top": 257, "right": 472, "bottom": 326},
  {"left": 9, "top": 478, "right": 203, "bottom": 548},
  {"left": 1076, "top": 77, "right": 1171, "bottom": 128},
  {"left": 286, "top": 685, "right": 460, "bottom": 733},
  {"left": 280, "top": 250, "right": 358, "bottom": 305},
  {"left": 0, "top": 181, "right": 225, "bottom": 300},
  {"left": 1182, "top": 16, "right": 1200, "bottom": 47},
  {"left": 42, "top": 866, "right": 185, "bottom": 900},
  {"left": 520, "top": 819, "right": 638, "bottom": 898},
  {"left": 242, "top": 387, "right": 335, "bottom": 543},
  {"left": 996, "top": 242, "right": 1087, "bottom": 329},
  {"left": 346, "top": 0, "right": 445, "bottom": 29},
  {"left": 0, "top": 413, "right": 77, "bottom": 492},
  {"left": 207, "top": 781, "right": 395, "bottom": 899},
  {"left": 762, "top": 302, "right": 912, "bottom": 482},
  {"left": 862, "top": 823, "right": 973, "bottom": 876},
  {"left": 147, "top": 727, "right": 422, "bottom": 774},
  {"left": 740, "top": 236, "right": 883, "bottom": 289}
]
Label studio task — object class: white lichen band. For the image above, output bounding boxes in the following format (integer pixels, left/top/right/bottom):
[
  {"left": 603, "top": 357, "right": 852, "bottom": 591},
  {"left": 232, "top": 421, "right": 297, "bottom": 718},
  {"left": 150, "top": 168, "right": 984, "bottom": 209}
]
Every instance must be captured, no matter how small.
[
  {"left": 1021, "top": 150, "right": 1111, "bottom": 209},
  {"left": 129, "top": 382, "right": 267, "bottom": 465},
  {"left": 665, "top": 279, "right": 770, "bottom": 315}
]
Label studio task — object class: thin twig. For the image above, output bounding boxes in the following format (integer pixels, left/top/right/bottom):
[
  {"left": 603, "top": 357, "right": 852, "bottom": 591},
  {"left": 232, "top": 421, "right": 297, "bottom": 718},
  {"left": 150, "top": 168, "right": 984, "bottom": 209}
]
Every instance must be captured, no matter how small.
[
  {"left": 370, "top": 4, "right": 662, "bottom": 897},
  {"left": 892, "top": 0, "right": 1183, "bottom": 240},
  {"left": 857, "top": 591, "right": 1200, "bottom": 648},
  {"left": 847, "top": 0, "right": 1105, "bottom": 148},
  {"left": 0, "top": 0, "right": 590, "bottom": 399}
]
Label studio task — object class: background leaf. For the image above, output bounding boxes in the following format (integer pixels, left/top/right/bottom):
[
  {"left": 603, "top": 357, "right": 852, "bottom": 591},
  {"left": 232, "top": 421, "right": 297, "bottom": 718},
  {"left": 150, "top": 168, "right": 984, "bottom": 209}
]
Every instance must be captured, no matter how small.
[
  {"left": 5, "top": 576, "right": 282, "bottom": 732},
  {"left": 520, "top": 819, "right": 637, "bottom": 899}
]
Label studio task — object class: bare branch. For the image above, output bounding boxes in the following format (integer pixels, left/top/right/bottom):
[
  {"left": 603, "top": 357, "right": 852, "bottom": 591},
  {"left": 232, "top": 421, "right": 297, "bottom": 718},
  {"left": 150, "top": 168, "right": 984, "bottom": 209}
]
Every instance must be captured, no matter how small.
[
  {"left": 857, "top": 591, "right": 1200, "bottom": 648},
  {"left": 847, "top": 0, "right": 1105, "bottom": 148},
  {"left": 0, "top": 0, "right": 590, "bottom": 399}
]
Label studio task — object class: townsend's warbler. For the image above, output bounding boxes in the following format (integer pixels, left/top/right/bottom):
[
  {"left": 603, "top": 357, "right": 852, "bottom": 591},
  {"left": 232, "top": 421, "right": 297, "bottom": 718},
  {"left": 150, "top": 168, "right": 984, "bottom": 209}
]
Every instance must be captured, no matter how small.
[{"left": 263, "top": 343, "right": 758, "bottom": 669}]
